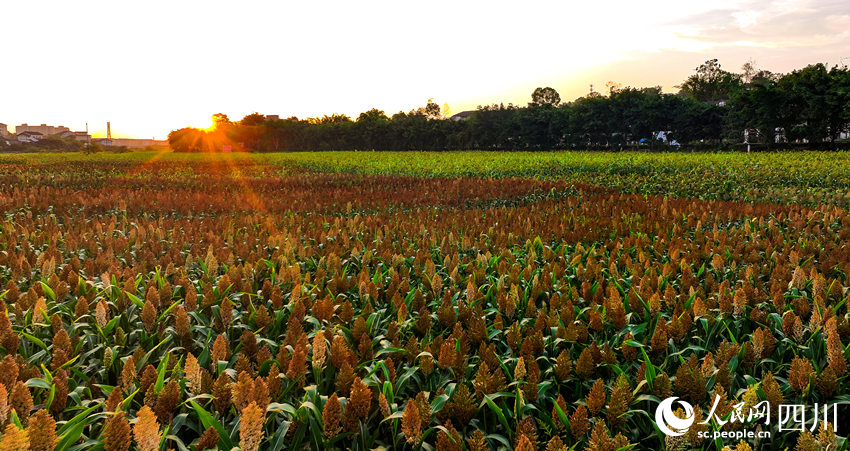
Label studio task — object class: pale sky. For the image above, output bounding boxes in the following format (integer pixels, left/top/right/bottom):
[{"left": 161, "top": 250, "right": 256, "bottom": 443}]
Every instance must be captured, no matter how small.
[{"left": 2, "top": 0, "right": 848, "bottom": 139}]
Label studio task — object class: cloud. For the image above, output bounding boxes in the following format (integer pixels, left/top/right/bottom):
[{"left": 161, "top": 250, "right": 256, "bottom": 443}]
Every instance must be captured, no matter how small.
[{"left": 668, "top": 0, "right": 850, "bottom": 49}]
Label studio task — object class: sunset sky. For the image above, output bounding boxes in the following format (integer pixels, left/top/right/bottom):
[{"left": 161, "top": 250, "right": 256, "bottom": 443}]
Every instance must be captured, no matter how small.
[{"left": 2, "top": 0, "right": 848, "bottom": 139}]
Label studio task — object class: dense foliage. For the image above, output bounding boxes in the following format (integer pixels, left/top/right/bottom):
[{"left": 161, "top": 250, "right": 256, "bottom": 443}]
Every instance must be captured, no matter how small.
[
  {"left": 0, "top": 151, "right": 848, "bottom": 451},
  {"left": 168, "top": 61, "right": 850, "bottom": 152}
]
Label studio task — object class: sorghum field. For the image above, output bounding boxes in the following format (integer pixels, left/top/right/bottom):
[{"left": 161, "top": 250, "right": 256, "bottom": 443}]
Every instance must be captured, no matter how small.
[{"left": 1, "top": 150, "right": 849, "bottom": 451}]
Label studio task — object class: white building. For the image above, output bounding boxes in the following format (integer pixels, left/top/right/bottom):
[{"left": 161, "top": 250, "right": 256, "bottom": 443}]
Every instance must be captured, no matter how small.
[{"left": 16, "top": 131, "right": 44, "bottom": 143}]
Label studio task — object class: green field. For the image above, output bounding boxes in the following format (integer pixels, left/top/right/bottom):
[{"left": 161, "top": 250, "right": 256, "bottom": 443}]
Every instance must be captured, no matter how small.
[{"left": 4, "top": 150, "right": 850, "bottom": 204}]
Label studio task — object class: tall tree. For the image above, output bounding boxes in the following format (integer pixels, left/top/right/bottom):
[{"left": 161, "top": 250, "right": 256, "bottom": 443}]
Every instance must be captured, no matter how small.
[
  {"left": 211, "top": 113, "right": 231, "bottom": 129},
  {"left": 677, "top": 59, "right": 742, "bottom": 103},
  {"left": 531, "top": 87, "right": 561, "bottom": 107},
  {"left": 240, "top": 113, "right": 266, "bottom": 126}
]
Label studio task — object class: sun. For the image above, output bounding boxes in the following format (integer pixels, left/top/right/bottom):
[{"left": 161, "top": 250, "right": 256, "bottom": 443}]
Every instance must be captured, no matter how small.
[
  {"left": 202, "top": 116, "right": 217, "bottom": 132},
  {"left": 186, "top": 114, "right": 218, "bottom": 132},
  {"left": 209, "top": 113, "right": 230, "bottom": 131}
]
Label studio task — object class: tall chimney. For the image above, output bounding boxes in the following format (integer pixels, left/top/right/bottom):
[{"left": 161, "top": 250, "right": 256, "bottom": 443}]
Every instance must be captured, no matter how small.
[{"left": 107, "top": 122, "right": 111, "bottom": 139}]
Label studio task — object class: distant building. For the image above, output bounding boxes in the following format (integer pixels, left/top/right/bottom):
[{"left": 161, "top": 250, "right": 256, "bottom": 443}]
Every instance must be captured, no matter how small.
[
  {"left": 449, "top": 110, "right": 476, "bottom": 121},
  {"left": 15, "top": 123, "right": 70, "bottom": 136},
  {"left": 93, "top": 138, "right": 168, "bottom": 148},
  {"left": 17, "top": 131, "right": 44, "bottom": 143},
  {"left": 3, "top": 121, "right": 169, "bottom": 148},
  {"left": 70, "top": 131, "right": 91, "bottom": 143},
  {"left": 265, "top": 115, "right": 280, "bottom": 121}
]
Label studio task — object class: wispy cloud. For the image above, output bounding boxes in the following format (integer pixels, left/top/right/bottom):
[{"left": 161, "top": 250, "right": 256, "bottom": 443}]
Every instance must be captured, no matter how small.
[{"left": 669, "top": 0, "right": 850, "bottom": 49}]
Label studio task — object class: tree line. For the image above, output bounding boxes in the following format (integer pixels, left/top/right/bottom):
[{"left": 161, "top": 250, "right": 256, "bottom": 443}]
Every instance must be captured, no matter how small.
[{"left": 168, "top": 60, "right": 850, "bottom": 152}]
